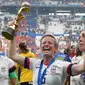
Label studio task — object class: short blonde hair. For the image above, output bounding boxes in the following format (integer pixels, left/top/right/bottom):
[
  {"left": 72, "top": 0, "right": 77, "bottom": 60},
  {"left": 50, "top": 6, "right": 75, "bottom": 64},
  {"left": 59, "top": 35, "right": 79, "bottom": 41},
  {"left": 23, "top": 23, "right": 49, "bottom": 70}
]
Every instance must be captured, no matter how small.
[{"left": 40, "top": 34, "right": 58, "bottom": 48}]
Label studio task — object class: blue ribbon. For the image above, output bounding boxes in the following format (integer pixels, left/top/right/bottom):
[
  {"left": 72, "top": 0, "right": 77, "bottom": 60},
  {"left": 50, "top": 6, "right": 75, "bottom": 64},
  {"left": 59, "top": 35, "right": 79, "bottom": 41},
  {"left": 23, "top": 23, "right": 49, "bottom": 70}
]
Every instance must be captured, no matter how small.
[{"left": 38, "top": 58, "right": 55, "bottom": 85}]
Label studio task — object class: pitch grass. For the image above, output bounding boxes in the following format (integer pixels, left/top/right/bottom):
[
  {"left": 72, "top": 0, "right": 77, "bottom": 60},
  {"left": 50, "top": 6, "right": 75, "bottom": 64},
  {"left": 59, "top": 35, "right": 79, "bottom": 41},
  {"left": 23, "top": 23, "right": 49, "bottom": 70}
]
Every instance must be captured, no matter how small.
[{"left": 56, "top": 57, "right": 64, "bottom": 60}]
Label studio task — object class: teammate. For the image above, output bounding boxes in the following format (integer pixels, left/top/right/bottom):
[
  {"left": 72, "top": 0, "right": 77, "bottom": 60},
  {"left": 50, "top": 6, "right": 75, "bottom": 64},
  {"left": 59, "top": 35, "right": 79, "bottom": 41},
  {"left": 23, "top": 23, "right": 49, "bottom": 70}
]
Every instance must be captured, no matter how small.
[
  {"left": 0, "top": 40, "right": 17, "bottom": 85},
  {"left": 71, "top": 30, "right": 85, "bottom": 85},
  {"left": 16, "top": 41, "right": 35, "bottom": 85},
  {"left": 8, "top": 32, "right": 85, "bottom": 85}
]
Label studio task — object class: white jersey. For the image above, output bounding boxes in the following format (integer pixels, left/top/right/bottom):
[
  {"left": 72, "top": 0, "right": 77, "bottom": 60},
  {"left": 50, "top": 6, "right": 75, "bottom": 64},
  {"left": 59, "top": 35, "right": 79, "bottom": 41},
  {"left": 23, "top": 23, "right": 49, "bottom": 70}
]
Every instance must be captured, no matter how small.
[
  {"left": 71, "top": 56, "right": 85, "bottom": 85},
  {"left": 0, "top": 56, "right": 16, "bottom": 85},
  {"left": 24, "top": 58, "right": 71, "bottom": 85}
]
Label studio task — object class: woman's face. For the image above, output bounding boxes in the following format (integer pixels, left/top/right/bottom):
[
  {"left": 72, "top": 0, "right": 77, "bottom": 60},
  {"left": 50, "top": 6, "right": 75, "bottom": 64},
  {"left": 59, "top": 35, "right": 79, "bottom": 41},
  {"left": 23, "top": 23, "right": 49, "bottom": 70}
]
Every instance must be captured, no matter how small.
[
  {"left": 40, "top": 36, "right": 57, "bottom": 58},
  {"left": 79, "top": 31, "right": 85, "bottom": 52}
]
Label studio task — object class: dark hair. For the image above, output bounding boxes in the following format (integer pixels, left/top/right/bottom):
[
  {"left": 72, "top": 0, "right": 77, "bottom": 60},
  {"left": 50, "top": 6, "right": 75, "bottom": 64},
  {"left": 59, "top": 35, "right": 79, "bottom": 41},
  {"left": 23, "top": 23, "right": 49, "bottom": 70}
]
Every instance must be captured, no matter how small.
[
  {"left": 76, "top": 47, "right": 82, "bottom": 56},
  {"left": 64, "top": 48, "right": 70, "bottom": 54},
  {"left": 19, "top": 42, "right": 29, "bottom": 53},
  {"left": 71, "top": 45, "right": 75, "bottom": 49}
]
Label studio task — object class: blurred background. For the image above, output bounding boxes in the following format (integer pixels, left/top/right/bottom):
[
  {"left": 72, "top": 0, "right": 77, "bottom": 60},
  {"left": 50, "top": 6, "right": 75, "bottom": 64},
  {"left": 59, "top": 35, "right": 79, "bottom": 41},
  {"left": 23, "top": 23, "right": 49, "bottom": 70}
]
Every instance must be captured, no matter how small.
[{"left": 0, "top": 0, "right": 85, "bottom": 58}]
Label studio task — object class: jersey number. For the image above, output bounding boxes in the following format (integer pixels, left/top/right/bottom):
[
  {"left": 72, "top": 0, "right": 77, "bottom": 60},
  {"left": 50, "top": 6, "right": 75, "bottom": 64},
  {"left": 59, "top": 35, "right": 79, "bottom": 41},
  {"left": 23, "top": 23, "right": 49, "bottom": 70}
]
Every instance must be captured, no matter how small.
[{"left": 42, "top": 77, "right": 46, "bottom": 84}]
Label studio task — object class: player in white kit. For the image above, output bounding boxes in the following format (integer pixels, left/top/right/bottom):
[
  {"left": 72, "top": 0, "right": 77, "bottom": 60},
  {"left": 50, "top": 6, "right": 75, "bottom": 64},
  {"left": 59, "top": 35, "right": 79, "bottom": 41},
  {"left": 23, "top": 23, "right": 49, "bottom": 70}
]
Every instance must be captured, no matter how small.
[
  {"left": 8, "top": 33, "right": 85, "bottom": 85},
  {"left": 0, "top": 40, "right": 17, "bottom": 85},
  {"left": 0, "top": 55, "right": 16, "bottom": 85},
  {"left": 71, "top": 57, "right": 85, "bottom": 85},
  {"left": 70, "top": 30, "right": 85, "bottom": 85}
]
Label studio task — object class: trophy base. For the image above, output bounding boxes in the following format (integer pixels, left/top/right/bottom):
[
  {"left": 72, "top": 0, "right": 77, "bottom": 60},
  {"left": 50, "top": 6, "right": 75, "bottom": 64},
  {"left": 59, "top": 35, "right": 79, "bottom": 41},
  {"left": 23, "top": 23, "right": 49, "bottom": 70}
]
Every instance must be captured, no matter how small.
[{"left": 2, "top": 27, "right": 15, "bottom": 40}]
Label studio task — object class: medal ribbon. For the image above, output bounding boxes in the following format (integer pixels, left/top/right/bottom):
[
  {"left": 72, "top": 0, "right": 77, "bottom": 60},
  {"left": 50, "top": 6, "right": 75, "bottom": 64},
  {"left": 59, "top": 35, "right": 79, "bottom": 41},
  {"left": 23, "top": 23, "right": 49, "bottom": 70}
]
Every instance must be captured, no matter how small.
[{"left": 38, "top": 58, "right": 55, "bottom": 85}]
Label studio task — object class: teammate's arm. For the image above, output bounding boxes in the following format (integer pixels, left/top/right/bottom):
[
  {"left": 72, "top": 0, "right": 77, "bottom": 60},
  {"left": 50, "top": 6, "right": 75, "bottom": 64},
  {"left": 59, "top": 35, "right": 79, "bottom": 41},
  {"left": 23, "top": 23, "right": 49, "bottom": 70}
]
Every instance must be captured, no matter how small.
[
  {"left": 9, "top": 37, "right": 25, "bottom": 66},
  {"left": 9, "top": 72, "right": 17, "bottom": 85},
  {"left": 71, "top": 59, "right": 85, "bottom": 76}
]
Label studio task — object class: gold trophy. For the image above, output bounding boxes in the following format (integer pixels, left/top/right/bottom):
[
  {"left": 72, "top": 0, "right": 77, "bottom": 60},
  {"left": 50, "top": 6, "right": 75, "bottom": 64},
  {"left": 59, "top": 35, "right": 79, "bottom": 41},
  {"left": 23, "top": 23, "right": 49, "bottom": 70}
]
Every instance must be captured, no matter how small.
[{"left": 2, "top": 1, "right": 31, "bottom": 40}]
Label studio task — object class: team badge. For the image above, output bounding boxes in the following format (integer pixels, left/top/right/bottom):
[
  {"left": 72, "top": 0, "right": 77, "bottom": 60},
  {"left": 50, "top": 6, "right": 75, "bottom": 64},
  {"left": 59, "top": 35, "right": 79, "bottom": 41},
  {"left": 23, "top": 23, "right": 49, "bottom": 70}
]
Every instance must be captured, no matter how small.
[
  {"left": 1, "top": 67, "right": 6, "bottom": 73},
  {"left": 50, "top": 65, "right": 56, "bottom": 74}
]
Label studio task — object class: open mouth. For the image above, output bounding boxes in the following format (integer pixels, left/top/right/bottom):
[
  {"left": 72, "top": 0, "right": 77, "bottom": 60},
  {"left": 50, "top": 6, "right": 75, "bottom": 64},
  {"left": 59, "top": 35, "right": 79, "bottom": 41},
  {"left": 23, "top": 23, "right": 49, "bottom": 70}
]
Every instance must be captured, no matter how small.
[{"left": 43, "top": 47, "right": 51, "bottom": 51}]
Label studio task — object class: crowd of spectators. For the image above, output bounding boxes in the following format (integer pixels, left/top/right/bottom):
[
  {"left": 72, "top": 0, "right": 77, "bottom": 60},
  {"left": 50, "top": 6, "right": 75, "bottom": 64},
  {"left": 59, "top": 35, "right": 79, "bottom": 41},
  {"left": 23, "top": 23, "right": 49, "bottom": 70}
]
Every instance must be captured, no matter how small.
[
  {"left": 0, "top": 0, "right": 85, "bottom": 6},
  {"left": 0, "top": 12, "right": 83, "bottom": 58}
]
